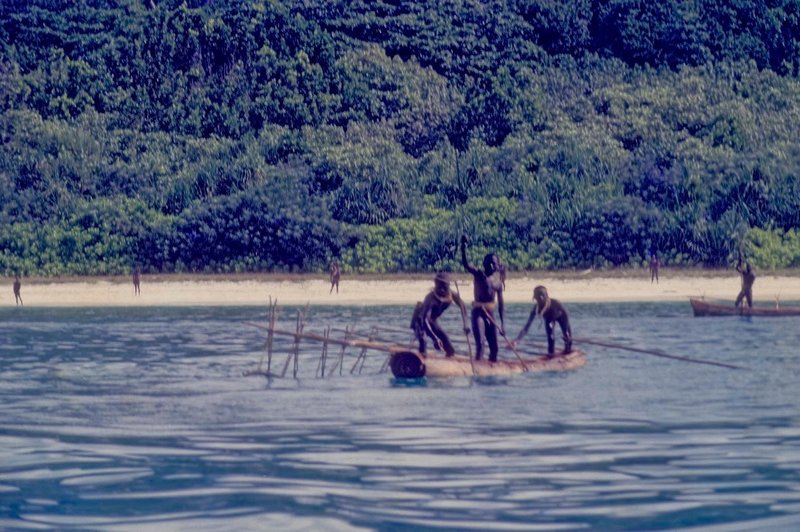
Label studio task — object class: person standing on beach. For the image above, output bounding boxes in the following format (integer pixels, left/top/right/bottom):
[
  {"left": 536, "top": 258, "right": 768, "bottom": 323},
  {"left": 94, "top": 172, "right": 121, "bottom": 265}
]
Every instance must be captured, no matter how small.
[
  {"left": 735, "top": 260, "right": 756, "bottom": 308},
  {"left": 649, "top": 252, "right": 659, "bottom": 284},
  {"left": 329, "top": 260, "right": 340, "bottom": 294},
  {"left": 514, "top": 285, "right": 572, "bottom": 356},
  {"left": 13, "top": 275, "right": 22, "bottom": 306},
  {"left": 410, "top": 272, "right": 469, "bottom": 357},
  {"left": 460, "top": 235, "right": 504, "bottom": 362},
  {"left": 132, "top": 267, "right": 141, "bottom": 295}
]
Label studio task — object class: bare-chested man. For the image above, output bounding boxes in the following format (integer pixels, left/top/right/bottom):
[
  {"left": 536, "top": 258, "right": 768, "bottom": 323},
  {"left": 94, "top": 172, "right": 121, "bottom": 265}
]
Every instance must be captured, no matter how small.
[
  {"left": 13, "top": 275, "right": 22, "bottom": 306},
  {"left": 132, "top": 267, "right": 141, "bottom": 295},
  {"left": 514, "top": 285, "right": 572, "bottom": 356},
  {"left": 735, "top": 260, "right": 755, "bottom": 308},
  {"left": 329, "top": 260, "right": 340, "bottom": 294},
  {"left": 409, "top": 272, "right": 469, "bottom": 357},
  {"left": 649, "top": 252, "right": 659, "bottom": 284},
  {"left": 460, "top": 235, "right": 504, "bottom": 362}
]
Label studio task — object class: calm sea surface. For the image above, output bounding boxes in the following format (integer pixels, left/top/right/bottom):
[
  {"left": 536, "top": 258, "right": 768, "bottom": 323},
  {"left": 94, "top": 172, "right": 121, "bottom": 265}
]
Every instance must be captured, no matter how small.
[{"left": 1, "top": 302, "right": 799, "bottom": 531}]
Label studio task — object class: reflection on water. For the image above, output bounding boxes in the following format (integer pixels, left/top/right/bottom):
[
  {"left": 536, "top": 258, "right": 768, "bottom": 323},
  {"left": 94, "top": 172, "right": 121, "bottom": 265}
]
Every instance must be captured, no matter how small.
[{"left": 1, "top": 303, "right": 799, "bottom": 530}]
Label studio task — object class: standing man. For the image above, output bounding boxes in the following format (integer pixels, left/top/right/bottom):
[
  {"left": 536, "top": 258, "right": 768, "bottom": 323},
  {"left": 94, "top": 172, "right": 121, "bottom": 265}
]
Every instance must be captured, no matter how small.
[
  {"left": 514, "top": 285, "right": 572, "bottom": 356},
  {"left": 735, "top": 260, "right": 756, "bottom": 309},
  {"left": 649, "top": 252, "right": 659, "bottom": 284},
  {"left": 132, "top": 267, "right": 141, "bottom": 295},
  {"left": 13, "top": 275, "right": 22, "bottom": 306},
  {"left": 460, "top": 235, "right": 504, "bottom": 362},
  {"left": 329, "top": 260, "right": 341, "bottom": 294},
  {"left": 410, "top": 272, "right": 469, "bottom": 357}
]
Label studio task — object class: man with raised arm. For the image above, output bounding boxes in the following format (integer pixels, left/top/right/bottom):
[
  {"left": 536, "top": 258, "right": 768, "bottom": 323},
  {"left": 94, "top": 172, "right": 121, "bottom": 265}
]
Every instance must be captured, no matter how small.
[{"left": 460, "top": 235, "right": 504, "bottom": 362}]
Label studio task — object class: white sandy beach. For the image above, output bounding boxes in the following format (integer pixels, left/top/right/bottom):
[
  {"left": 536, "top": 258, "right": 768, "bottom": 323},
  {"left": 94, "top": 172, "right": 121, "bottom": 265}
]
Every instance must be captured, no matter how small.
[{"left": 4, "top": 270, "right": 800, "bottom": 307}]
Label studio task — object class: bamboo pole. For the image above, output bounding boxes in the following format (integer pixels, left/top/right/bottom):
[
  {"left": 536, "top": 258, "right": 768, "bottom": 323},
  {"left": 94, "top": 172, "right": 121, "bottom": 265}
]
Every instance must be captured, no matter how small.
[
  {"left": 571, "top": 336, "right": 744, "bottom": 370},
  {"left": 280, "top": 313, "right": 299, "bottom": 377},
  {"left": 316, "top": 326, "right": 329, "bottom": 378},
  {"left": 293, "top": 305, "right": 310, "bottom": 379},
  {"left": 327, "top": 326, "right": 350, "bottom": 377},
  {"left": 244, "top": 322, "right": 410, "bottom": 353},
  {"left": 481, "top": 308, "right": 529, "bottom": 371},
  {"left": 267, "top": 298, "right": 278, "bottom": 374},
  {"left": 455, "top": 280, "right": 476, "bottom": 376}
]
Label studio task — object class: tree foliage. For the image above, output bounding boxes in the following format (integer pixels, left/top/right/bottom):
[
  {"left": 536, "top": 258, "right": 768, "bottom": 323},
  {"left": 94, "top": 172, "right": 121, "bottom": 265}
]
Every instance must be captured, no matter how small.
[{"left": 1, "top": 0, "right": 799, "bottom": 274}]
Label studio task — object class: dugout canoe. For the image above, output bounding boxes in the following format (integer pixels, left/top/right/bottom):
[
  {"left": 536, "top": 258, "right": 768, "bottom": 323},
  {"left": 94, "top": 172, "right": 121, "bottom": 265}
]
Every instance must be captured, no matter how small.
[
  {"left": 389, "top": 349, "right": 587, "bottom": 379},
  {"left": 689, "top": 297, "right": 800, "bottom": 317}
]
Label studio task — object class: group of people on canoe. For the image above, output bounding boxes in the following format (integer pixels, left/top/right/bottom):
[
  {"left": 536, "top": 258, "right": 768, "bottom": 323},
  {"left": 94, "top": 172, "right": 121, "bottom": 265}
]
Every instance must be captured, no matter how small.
[
  {"left": 405, "top": 243, "right": 758, "bottom": 362},
  {"left": 409, "top": 235, "right": 572, "bottom": 362}
]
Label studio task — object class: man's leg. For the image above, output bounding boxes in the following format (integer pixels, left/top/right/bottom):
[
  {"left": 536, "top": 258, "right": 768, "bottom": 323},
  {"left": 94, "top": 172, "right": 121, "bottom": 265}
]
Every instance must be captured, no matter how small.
[
  {"left": 485, "top": 317, "right": 498, "bottom": 362},
  {"left": 431, "top": 322, "right": 455, "bottom": 357},
  {"left": 471, "top": 308, "right": 483, "bottom": 360},
  {"left": 559, "top": 317, "right": 572, "bottom": 354},
  {"left": 735, "top": 290, "right": 745, "bottom": 307},
  {"left": 545, "top": 321, "right": 556, "bottom": 355}
]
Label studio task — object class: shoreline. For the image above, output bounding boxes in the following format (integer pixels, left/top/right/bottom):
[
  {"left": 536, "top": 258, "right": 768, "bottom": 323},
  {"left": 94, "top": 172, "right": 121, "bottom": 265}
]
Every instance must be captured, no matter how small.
[{"left": 4, "top": 269, "right": 800, "bottom": 307}]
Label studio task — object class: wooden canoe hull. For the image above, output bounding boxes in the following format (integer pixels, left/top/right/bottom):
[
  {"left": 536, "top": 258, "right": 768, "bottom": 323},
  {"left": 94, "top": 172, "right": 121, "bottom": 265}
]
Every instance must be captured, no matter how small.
[
  {"left": 389, "top": 349, "right": 588, "bottom": 379},
  {"left": 690, "top": 297, "right": 800, "bottom": 317}
]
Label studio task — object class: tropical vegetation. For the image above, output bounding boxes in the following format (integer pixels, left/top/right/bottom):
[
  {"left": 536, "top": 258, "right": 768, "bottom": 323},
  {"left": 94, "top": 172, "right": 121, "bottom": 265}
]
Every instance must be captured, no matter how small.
[{"left": 1, "top": 0, "right": 799, "bottom": 274}]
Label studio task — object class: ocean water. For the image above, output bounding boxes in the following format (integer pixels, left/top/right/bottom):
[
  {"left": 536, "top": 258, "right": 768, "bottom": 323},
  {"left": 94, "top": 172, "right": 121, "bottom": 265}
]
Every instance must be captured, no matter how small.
[{"left": 1, "top": 302, "right": 799, "bottom": 531}]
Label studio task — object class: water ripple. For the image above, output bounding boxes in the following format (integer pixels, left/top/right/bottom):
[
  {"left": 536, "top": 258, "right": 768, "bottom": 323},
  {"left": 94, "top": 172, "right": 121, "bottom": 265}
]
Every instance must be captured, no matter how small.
[{"left": 1, "top": 304, "right": 800, "bottom": 529}]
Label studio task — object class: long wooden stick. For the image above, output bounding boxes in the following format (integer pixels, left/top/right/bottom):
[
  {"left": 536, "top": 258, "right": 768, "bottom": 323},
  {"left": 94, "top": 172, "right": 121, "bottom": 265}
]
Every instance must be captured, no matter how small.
[
  {"left": 481, "top": 308, "right": 529, "bottom": 371},
  {"left": 244, "top": 323, "right": 411, "bottom": 353},
  {"left": 454, "top": 280, "right": 476, "bottom": 376},
  {"left": 571, "top": 337, "right": 744, "bottom": 370},
  {"left": 267, "top": 298, "right": 278, "bottom": 374}
]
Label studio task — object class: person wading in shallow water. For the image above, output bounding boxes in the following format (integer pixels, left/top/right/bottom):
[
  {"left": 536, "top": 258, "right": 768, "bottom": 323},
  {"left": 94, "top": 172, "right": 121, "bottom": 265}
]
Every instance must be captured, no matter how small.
[
  {"left": 735, "top": 259, "right": 756, "bottom": 309},
  {"left": 13, "top": 275, "right": 22, "bottom": 306},
  {"left": 514, "top": 285, "right": 572, "bottom": 357},
  {"left": 460, "top": 235, "right": 504, "bottom": 362},
  {"left": 409, "top": 272, "right": 469, "bottom": 357},
  {"left": 329, "top": 260, "right": 340, "bottom": 294}
]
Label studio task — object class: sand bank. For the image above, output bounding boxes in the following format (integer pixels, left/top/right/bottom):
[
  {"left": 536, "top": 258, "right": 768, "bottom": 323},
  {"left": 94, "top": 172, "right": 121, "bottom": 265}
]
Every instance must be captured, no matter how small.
[{"left": 4, "top": 270, "right": 800, "bottom": 307}]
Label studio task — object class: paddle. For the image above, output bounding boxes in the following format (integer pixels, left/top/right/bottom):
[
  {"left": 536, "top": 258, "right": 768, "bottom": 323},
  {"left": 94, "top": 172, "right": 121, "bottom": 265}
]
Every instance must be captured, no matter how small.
[
  {"left": 454, "top": 279, "right": 476, "bottom": 376},
  {"left": 480, "top": 307, "right": 529, "bottom": 371},
  {"left": 571, "top": 336, "right": 745, "bottom": 370}
]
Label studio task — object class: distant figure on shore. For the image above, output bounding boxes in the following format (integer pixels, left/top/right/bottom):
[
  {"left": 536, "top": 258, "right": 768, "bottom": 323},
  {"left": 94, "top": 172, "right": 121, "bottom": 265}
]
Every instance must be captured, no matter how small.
[
  {"left": 329, "top": 260, "right": 340, "bottom": 294},
  {"left": 498, "top": 260, "right": 507, "bottom": 290},
  {"left": 649, "top": 252, "right": 659, "bottom": 284},
  {"left": 735, "top": 260, "right": 756, "bottom": 308},
  {"left": 409, "top": 272, "right": 469, "bottom": 357},
  {"left": 13, "top": 275, "right": 22, "bottom": 306},
  {"left": 514, "top": 285, "right": 572, "bottom": 356},
  {"left": 460, "top": 235, "right": 504, "bottom": 362},
  {"left": 132, "top": 267, "right": 141, "bottom": 295}
]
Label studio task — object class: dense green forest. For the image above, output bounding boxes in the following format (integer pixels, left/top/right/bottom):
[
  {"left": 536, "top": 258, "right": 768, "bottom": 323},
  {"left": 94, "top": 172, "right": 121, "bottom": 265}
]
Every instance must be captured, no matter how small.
[{"left": 1, "top": 0, "right": 799, "bottom": 275}]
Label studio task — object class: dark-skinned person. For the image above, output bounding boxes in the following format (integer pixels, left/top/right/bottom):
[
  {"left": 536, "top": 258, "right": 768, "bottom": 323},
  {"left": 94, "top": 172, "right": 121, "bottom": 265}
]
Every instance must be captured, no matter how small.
[
  {"left": 513, "top": 285, "right": 572, "bottom": 357},
  {"left": 409, "top": 272, "right": 470, "bottom": 358},
  {"left": 13, "top": 274, "right": 22, "bottom": 306},
  {"left": 460, "top": 235, "right": 504, "bottom": 362},
  {"left": 329, "top": 260, "right": 341, "bottom": 294},
  {"left": 132, "top": 267, "right": 141, "bottom": 295},
  {"left": 649, "top": 252, "right": 659, "bottom": 284},
  {"left": 735, "top": 260, "right": 756, "bottom": 309}
]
